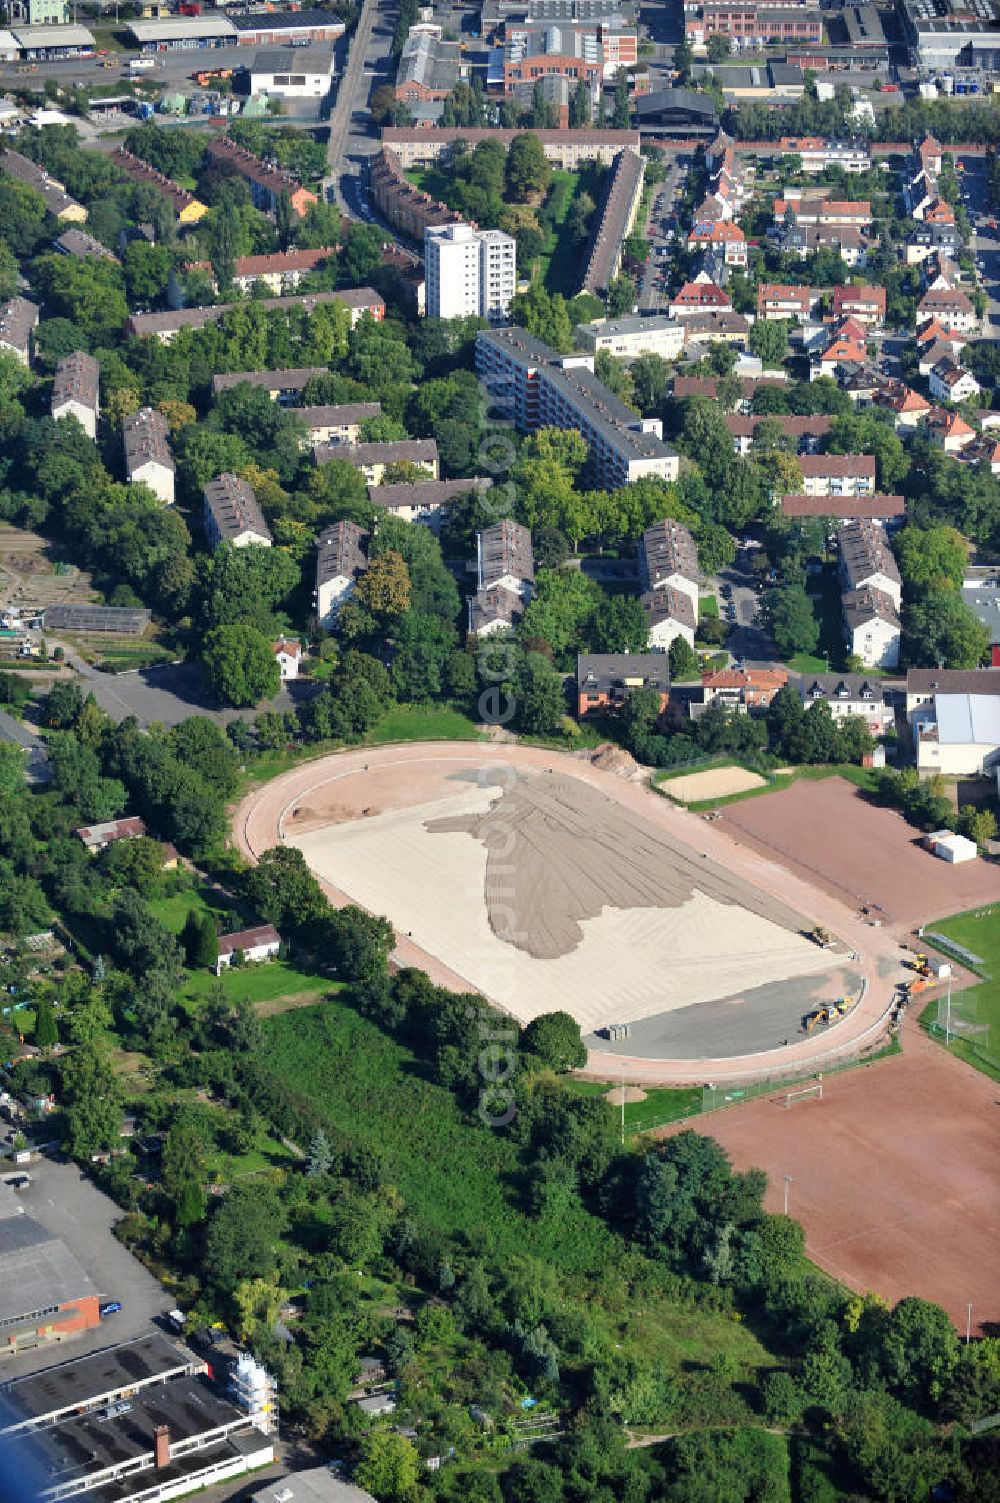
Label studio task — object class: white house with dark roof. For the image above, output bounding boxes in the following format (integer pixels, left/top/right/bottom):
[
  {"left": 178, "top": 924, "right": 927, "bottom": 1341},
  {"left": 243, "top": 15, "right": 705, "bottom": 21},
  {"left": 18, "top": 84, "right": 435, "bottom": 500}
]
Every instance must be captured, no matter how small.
[
  {"left": 203, "top": 474, "right": 273, "bottom": 550},
  {"left": 123, "top": 407, "right": 174, "bottom": 506},
  {"left": 215, "top": 923, "right": 281, "bottom": 974},
  {"left": 928, "top": 358, "right": 981, "bottom": 405},
  {"left": 52, "top": 350, "right": 99, "bottom": 440},
  {"left": 315, "top": 520, "right": 368, "bottom": 626},
  {"left": 842, "top": 586, "right": 900, "bottom": 669},
  {"left": 641, "top": 586, "right": 696, "bottom": 651},
  {"left": 797, "top": 673, "right": 891, "bottom": 734}
]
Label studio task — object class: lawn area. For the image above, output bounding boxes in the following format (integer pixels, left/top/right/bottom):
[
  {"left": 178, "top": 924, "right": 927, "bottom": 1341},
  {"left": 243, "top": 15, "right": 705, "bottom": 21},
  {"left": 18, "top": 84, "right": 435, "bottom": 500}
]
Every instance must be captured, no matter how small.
[
  {"left": 537, "top": 166, "right": 605, "bottom": 296},
  {"left": 920, "top": 905, "right": 1000, "bottom": 1081},
  {"left": 566, "top": 1078, "right": 701, "bottom": 1134},
  {"left": 181, "top": 958, "right": 336, "bottom": 1011},
  {"left": 807, "top": 565, "right": 846, "bottom": 671},
  {"left": 366, "top": 704, "right": 483, "bottom": 744},
  {"left": 262, "top": 1000, "right": 618, "bottom": 1275},
  {"left": 699, "top": 594, "right": 719, "bottom": 618},
  {"left": 147, "top": 884, "right": 240, "bottom": 938}
]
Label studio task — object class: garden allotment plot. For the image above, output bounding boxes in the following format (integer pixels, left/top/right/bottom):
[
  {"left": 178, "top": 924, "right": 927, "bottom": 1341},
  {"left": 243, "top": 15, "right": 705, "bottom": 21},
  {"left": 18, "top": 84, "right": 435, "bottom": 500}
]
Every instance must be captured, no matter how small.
[{"left": 286, "top": 755, "right": 836, "bottom": 1033}]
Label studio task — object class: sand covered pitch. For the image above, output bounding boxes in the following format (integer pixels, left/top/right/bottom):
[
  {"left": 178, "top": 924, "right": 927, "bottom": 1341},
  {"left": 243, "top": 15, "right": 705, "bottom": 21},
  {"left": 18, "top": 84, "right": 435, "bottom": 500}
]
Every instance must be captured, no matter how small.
[
  {"left": 288, "top": 765, "right": 835, "bottom": 1032},
  {"left": 660, "top": 766, "right": 768, "bottom": 804}
]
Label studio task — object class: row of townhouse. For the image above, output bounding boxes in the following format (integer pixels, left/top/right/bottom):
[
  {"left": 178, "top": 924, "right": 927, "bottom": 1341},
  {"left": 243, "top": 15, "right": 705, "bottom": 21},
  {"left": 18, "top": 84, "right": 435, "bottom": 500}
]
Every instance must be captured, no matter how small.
[
  {"left": 638, "top": 518, "right": 700, "bottom": 652},
  {"left": 170, "top": 247, "right": 336, "bottom": 305},
  {"left": 1, "top": 147, "right": 87, "bottom": 222},
  {"left": 772, "top": 188, "right": 872, "bottom": 231},
  {"left": 475, "top": 326, "right": 680, "bottom": 487},
  {"left": 755, "top": 283, "right": 886, "bottom": 329},
  {"left": 903, "top": 135, "right": 955, "bottom": 231},
  {"left": 838, "top": 519, "right": 901, "bottom": 669},
  {"left": 125, "top": 287, "right": 385, "bottom": 344}
]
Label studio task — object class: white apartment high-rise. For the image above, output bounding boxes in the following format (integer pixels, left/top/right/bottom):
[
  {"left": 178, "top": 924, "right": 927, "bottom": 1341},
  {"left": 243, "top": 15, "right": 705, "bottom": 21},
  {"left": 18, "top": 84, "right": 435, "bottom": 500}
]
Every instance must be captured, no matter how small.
[{"left": 424, "top": 222, "right": 516, "bottom": 322}]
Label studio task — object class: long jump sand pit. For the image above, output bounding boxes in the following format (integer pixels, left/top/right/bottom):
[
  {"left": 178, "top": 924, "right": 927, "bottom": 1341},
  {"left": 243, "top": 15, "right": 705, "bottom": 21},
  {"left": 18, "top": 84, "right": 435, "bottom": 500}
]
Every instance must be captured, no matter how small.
[
  {"left": 722, "top": 775, "right": 1000, "bottom": 927},
  {"left": 684, "top": 1029, "right": 1000, "bottom": 1333},
  {"left": 278, "top": 750, "right": 840, "bottom": 1036},
  {"left": 659, "top": 765, "right": 767, "bottom": 804}
]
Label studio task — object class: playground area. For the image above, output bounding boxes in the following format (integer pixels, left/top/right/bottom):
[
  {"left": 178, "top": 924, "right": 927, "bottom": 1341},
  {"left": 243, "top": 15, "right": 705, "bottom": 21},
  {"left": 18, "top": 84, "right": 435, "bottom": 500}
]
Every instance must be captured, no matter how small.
[
  {"left": 721, "top": 776, "right": 1000, "bottom": 928},
  {"left": 689, "top": 1027, "right": 1000, "bottom": 1333}
]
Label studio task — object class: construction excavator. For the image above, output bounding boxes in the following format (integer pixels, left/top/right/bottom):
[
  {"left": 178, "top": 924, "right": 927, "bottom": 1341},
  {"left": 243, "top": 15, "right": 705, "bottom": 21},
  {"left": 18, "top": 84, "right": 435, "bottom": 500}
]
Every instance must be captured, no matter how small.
[
  {"left": 907, "top": 952, "right": 931, "bottom": 977},
  {"left": 802, "top": 996, "right": 855, "bottom": 1033}
]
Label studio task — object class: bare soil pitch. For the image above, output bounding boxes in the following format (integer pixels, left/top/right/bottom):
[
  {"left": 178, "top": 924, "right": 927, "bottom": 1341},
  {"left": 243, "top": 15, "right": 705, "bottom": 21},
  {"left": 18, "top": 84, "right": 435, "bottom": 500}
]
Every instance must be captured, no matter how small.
[
  {"left": 682, "top": 1027, "right": 1000, "bottom": 1333},
  {"left": 721, "top": 776, "right": 1000, "bottom": 927}
]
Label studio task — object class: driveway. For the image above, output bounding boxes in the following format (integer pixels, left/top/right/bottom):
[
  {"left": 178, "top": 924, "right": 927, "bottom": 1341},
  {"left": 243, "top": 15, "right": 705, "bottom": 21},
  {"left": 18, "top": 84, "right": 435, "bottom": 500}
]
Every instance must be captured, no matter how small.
[
  {"left": 715, "top": 560, "right": 777, "bottom": 667},
  {"left": 67, "top": 660, "right": 315, "bottom": 730},
  {"left": 4, "top": 1156, "right": 170, "bottom": 1376}
]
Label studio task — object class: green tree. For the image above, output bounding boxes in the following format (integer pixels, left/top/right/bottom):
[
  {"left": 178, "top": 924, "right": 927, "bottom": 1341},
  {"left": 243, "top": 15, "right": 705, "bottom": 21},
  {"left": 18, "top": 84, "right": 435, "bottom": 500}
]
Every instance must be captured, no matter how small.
[
  {"left": 707, "top": 32, "right": 732, "bottom": 61},
  {"left": 748, "top": 318, "right": 789, "bottom": 366},
  {"left": 894, "top": 524, "right": 967, "bottom": 593},
  {"left": 762, "top": 583, "right": 820, "bottom": 658},
  {"left": 878, "top": 1296, "right": 959, "bottom": 1408},
  {"left": 355, "top": 1432, "right": 420, "bottom": 1502},
  {"left": 162, "top": 1115, "right": 206, "bottom": 1204},
  {"left": 569, "top": 78, "right": 592, "bottom": 128},
  {"left": 903, "top": 590, "right": 989, "bottom": 669},
  {"left": 31, "top": 254, "right": 128, "bottom": 344},
  {"left": 612, "top": 67, "right": 631, "bottom": 129},
  {"left": 521, "top": 1011, "right": 586, "bottom": 1071},
  {"left": 355, "top": 549, "right": 411, "bottom": 621},
  {"left": 668, "top": 635, "right": 701, "bottom": 682},
  {"left": 202, "top": 625, "right": 280, "bottom": 707},
  {"left": 193, "top": 913, "right": 219, "bottom": 969},
  {"left": 516, "top": 651, "right": 566, "bottom": 736},
  {"left": 203, "top": 1181, "right": 285, "bottom": 1291},
  {"left": 505, "top": 133, "right": 552, "bottom": 201},
  {"left": 122, "top": 242, "right": 174, "bottom": 308},
  {"left": 60, "top": 1045, "right": 122, "bottom": 1161},
  {"left": 607, "top": 274, "right": 636, "bottom": 317},
  {"left": 33, "top": 996, "right": 58, "bottom": 1050}
]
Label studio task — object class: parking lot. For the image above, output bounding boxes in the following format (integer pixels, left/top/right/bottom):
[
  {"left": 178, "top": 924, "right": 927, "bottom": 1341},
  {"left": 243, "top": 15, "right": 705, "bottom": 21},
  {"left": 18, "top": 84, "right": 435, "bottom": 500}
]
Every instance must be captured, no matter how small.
[{"left": 6, "top": 1156, "right": 169, "bottom": 1375}]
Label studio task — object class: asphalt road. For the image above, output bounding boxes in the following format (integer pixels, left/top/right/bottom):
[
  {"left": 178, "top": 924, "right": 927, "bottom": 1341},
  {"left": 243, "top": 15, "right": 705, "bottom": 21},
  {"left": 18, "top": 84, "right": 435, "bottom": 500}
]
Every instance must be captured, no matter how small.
[
  {"left": 717, "top": 557, "right": 777, "bottom": 668},
  {"left": 325, "top": 0, "right": 394, "bottom": 213},
  {"left": 639, "top": 156, "right": 692, "bottom": 312},
  {"left": 961, "top": 159, "right": 1000, "bottom": 336}
]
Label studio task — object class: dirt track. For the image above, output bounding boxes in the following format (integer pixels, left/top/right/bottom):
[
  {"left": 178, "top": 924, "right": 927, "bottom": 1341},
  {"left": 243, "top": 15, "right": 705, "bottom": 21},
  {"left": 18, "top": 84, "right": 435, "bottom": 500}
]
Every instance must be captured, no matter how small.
[{"left": 233, "top": 745, "right": 913, "bottom": 1084}]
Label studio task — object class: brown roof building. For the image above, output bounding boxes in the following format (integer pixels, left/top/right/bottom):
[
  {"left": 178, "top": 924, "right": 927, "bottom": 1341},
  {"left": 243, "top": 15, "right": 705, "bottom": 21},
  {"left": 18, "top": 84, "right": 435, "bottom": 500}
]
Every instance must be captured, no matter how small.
[
  {"left": 579, "top": 147, "right": 645, "bottom": 297},
  {"left": 52, "top": 350, "right": 100, "bottom": 439},
  {"left": 206, "top": 137, "right": 317, "bottom": 217},
  {"left": 369, "top": 147, "right": 464, "bottom": 242},
  {"left": 54, "top": 228, "right": 118, "bottom": 262},
  {"left": 126, "top": 288, "right": 384, "bottom": 343},
  {"left": 315, "top": 519, "right": 369, "bottom": 626},
  {"left": 212, "top": 367, "right": 329, "bottom": 400},
  {"left": 781, "top": 493, "right": 904, "bottom": 522},
  {"left": 110, "top": 147, "right": 207, "bottom": 222},
  {"left": 202, "top": 473, "right": 273, "bottom": 550}
]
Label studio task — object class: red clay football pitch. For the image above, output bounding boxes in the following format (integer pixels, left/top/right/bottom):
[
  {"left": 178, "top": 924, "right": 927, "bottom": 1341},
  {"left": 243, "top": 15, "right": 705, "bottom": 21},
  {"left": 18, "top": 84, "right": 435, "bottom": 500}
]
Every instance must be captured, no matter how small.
[{"left": 682, "top": 1025, "right": 1000, "bottom": 1334}]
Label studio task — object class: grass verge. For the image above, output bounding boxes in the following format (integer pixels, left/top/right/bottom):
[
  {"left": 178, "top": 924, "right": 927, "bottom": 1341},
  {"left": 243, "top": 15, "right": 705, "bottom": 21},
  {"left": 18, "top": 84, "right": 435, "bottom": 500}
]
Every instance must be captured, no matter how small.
[{"left": 919, "top": 905, "right": 1000, "bottom": 1082}]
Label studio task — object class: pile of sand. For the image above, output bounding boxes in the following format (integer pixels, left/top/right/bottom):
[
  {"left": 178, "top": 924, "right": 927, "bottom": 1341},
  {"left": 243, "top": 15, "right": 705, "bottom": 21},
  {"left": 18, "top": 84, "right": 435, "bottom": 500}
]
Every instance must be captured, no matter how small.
[
  {"left": 588, "top": 743, "right": 641, "bottom": 779},
  {"left": 427, "top": 772, "right": 808, "bottom": 960},
  {"left": 604, "top": 1084, "right": 647, "bottom": 1104}
]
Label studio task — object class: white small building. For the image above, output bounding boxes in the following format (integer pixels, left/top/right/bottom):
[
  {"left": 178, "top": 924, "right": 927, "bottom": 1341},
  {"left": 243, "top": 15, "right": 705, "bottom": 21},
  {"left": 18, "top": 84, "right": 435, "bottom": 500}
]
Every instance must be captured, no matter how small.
[
  {"left": 273, "top": 638, "right": 301, "bottom": 680},
  {"left": 928, "top": 831, "right": 978, "bottom": 863},
  {"left": 575, "top": 315, "right": 685, "bottom": 362},
  {"left": 248, "top": 45, "right": 335, "bottom": 100},
  {"left": 915, "top": 691, "right": 1000, "bottom": 775},
  {"left": 215, "top": 923, "right": 281, "bottom": 974},
  {"left": 928, "top": 358, "right": 981, "bottom": 405}
]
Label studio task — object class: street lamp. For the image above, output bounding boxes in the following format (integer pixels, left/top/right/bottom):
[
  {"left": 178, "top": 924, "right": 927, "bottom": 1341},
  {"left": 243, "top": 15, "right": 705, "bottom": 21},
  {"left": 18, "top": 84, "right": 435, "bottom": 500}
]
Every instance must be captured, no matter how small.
[{"left": 783, "top": 1174, "right": 793, "bottom": 1215}]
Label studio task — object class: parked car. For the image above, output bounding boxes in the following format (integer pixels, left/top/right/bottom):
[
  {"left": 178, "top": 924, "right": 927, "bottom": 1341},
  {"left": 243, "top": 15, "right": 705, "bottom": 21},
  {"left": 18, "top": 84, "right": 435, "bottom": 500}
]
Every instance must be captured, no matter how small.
[{"left": 99, "top": 1301, "right": 123, "bottom": 1317}]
